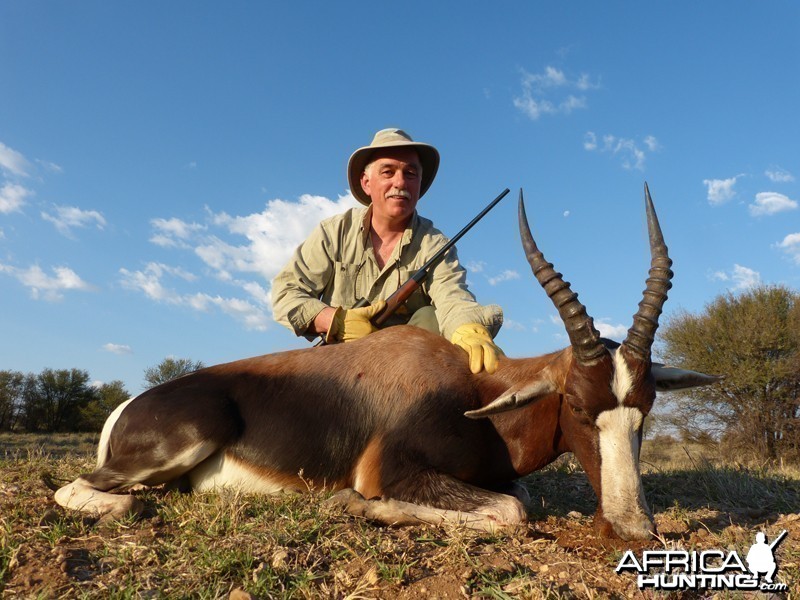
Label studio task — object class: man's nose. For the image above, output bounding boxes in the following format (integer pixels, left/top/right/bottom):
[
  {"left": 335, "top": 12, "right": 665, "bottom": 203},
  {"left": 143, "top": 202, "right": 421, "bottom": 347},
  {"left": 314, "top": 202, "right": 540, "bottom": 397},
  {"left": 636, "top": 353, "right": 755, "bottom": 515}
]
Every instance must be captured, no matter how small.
[{"left": 392, "top": 171, "right": 408, "bottom": 188}]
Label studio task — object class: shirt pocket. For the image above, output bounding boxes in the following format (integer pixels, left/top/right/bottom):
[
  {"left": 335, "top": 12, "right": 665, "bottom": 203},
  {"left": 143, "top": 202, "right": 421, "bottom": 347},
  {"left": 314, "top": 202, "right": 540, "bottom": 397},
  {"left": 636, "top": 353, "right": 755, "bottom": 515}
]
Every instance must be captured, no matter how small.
[{"left": 327, "top": 261, "right": 365, "bottom": 308}]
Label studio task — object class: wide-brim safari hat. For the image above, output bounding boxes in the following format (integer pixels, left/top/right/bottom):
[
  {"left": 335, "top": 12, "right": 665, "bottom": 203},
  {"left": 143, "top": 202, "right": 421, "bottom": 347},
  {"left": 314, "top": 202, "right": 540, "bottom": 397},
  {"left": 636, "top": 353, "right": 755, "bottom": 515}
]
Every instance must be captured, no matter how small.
[{"left": 347, "top": 128, "right": 440, "bottom": 206}]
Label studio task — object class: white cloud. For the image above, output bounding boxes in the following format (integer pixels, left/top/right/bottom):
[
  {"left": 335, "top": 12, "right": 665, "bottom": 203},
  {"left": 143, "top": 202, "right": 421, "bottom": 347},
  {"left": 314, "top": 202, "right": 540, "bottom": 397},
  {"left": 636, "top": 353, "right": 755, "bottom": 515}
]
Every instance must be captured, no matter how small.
[
  {"left": 150, "top": 217, "right": 207, "bottom": 248},
  {"left": 190, "top": 293, "right": 270, "bottom": 331},
  {"left": 563, "top": 210, "right": 570, "bottom": 218},
  {"left": 119, "top": 262, "right": 270, "bottom": 331},
  {"left": 594, "top": 318, "right": 628, "bottom": 340},
  {"left": 703, "top": 176, "right": 742, "bottom": 206},
  {"left": 777, "top": 232, "right": 800, "bottom": 265},
  {"left": 513, "top": 66, "right": 598, "bottom": 120},
  {"left": 765, "top": 167, "right": 794, "bottom": 183},
  {"left": 466, "top": 260, "right": 486, "bottom": 273},
  {"left": 748, "top": 192, "right": 798, "bottom": 216},
  {"left": 711, "top": 264, "right": 761, "bottom": 290},
  {"left": 643, "top": 136, "right": 660, "bottom": 152},
  {"left": 103, "top": 343, "right": 133, "bottom": 355},
  {"left": 0, "top": 262, "right": 93, "bottom": 301},
  {"left": 36, "top": 159, "right": 64, "bottom": 174},
  {"left": 0, "top": 141, "right": 32, "bottom": 177},
  {"left": 41, "top": 205, "right": 106, "bottom": 237},
  {"left": 503, "top": 319, "right": 530, "bottom": 332},
  {"left": 584, "top": 132, "right": 658, "bottom": 170},
  {"left": 119, "top": 262, "right": 197, "bottom": 303},
  {"left": 710, "top": 270, "right": 729, "bottom": 282},
  {"left": 487, "top": 269, "right": 520, "bottom": 286},
  {"left": 0, "top": 183, "right": 33, "bottom": 214},
  {"left": 121, "top": 193, "right": 360, "bottom": 331},
  {"left": 201, "top": 193, "right": 359, "bottom": 281}
]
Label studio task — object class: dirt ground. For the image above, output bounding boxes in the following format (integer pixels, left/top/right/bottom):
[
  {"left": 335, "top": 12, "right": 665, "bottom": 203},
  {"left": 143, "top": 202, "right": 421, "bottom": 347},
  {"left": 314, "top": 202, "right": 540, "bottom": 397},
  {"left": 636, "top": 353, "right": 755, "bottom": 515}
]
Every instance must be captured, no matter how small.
[{"left": 2, "top": 436, "right": 799, "bottom": 598}]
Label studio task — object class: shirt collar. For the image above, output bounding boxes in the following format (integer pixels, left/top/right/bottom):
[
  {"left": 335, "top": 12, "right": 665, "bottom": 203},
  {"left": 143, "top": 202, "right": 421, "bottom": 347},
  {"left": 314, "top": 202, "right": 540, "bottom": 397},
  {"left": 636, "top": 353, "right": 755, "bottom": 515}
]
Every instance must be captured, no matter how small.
[{"left": 360, "top": 205, "right": 419, "bottom": 251}]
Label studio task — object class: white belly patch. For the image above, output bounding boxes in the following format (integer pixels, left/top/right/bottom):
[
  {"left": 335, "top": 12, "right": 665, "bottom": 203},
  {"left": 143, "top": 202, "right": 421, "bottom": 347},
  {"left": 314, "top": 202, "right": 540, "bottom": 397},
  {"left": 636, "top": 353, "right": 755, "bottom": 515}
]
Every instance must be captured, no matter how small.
[{"left": 188, "top": 452, "right": 302, "bottom": 494}]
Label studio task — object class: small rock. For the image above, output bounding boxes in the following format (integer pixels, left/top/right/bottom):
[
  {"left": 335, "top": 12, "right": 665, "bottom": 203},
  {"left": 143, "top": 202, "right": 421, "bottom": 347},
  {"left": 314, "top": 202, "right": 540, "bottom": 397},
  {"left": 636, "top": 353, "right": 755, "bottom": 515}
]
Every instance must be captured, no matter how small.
[
  {"left": 695, "top": 528, "right": 709, "bottom": 538},
  {"left": 271, "top": 549, "right": 289, "bottom": 570},
  {"left": 558, "top": 570, "right": 568, "bottom": 580},
  {"left": 98, "top": 557, "right": 116, "bottom": 572},
  {"left": 539, "top": 564, "right": 550, "bottom": 573},
  {"left": 252, "top": 561, "right": 267, "bottom": 583},
  {"left": 39, "top": 509, "right": 61, "bottom": 526},
  {"left": 364, "top": 566, "right": 380, "bottom": 585},
  {"left": 229, "top": 589, "right": 254, "bottom": 600},
  {"left": 567, "top": 511, "right": 582, "bottom": 520},
  {"left": 0, "top": 484, "right": 21, "bottom": 496}
]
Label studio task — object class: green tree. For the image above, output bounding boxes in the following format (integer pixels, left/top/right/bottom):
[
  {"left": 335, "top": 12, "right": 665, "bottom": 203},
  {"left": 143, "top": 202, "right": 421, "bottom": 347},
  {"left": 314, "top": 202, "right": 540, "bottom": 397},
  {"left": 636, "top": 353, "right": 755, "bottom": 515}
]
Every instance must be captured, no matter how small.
[
  {"left": 143, "top": 357, "right": 205, "bottom": 389},
  {"left": 659, "top": 285, "right": 800, "bottom": 462},
  {"left": 78, "top": 380, "right": 130, "bottom": 431},
  {"left": 20, "top": 368, "right": 97, "bottom": 432},
  {"left": 0, "top": 370, "right": 25, "bottom": 431}
]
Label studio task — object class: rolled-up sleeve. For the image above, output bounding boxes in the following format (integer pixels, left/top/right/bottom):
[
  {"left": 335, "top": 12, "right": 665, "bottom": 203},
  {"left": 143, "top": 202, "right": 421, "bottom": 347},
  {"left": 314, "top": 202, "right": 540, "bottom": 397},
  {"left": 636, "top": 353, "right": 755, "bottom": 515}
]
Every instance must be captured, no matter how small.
[{"left": 271, "top": 223, "right": 334, "bottom": 338}]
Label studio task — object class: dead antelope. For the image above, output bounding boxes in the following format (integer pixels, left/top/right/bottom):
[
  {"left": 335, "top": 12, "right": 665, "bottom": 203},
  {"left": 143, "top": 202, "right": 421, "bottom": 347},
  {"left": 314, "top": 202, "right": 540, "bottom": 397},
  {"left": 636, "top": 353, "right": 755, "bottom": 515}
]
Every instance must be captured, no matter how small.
[{"left": 54, "top": 184, "right": 718, "bottom": 540}]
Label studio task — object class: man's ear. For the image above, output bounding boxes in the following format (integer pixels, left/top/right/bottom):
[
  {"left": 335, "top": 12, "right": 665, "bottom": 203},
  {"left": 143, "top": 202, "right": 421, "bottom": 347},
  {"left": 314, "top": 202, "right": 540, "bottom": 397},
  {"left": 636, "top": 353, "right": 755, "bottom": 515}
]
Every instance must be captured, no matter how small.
[{"left": 360, "top": 171, "right": 371, "bottom": 196}]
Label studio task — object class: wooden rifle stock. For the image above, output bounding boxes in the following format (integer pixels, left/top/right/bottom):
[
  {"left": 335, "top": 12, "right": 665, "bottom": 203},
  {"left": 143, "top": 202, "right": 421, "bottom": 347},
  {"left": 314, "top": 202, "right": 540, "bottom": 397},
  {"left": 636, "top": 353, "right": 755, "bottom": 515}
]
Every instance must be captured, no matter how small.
[{"left": 316, "top": 187, "right": 510, "bottom": 345}]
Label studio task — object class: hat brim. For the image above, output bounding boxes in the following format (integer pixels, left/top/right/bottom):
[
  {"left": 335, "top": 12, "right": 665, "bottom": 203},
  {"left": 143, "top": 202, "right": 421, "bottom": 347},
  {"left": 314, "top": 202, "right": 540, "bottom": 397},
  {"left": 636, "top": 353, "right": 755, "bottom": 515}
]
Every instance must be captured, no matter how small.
[{"left": 348, "top": 141, "right": 440, "bottom": 206}]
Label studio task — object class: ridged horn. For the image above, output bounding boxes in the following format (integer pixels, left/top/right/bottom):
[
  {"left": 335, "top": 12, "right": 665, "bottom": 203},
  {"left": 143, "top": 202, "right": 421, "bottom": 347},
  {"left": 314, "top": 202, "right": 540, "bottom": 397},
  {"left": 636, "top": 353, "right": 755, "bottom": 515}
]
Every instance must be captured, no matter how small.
[
  {"left": 519, "top": 189, "right": 604, "bottom": 364},
  {"left": 622, "top": 182, "right": 674, "bottom": 359}
]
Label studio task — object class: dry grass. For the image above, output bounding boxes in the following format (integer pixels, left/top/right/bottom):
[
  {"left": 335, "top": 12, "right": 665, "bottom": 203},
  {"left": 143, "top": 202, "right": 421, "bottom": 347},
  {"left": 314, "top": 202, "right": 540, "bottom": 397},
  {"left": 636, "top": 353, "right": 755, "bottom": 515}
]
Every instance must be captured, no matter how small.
[{"left": 1, "top": 433, "right": 799, "bottom": 598}]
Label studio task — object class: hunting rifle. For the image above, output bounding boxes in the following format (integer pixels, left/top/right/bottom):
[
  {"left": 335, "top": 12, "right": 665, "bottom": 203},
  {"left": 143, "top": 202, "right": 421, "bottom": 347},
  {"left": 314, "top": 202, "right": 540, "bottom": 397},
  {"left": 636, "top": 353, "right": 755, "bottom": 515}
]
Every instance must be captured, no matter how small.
[{"left": 315, "top": 187, "right": 511, "bottom": 346}]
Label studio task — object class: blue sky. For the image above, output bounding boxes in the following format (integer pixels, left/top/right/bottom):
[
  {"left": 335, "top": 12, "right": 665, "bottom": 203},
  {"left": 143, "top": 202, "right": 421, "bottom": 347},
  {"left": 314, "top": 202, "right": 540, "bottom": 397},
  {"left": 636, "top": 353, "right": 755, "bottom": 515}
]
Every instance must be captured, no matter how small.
[{"left": 1, "top": 2, "right": 798, "bottom": 395}]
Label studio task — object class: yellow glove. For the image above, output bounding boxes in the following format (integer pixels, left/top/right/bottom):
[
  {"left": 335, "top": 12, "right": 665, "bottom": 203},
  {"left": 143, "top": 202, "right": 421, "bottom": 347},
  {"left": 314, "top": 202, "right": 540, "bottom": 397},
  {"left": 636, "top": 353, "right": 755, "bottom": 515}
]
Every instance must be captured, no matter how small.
[
  {"left": 326, "top": 301, "right": 387, "bottom": 344},
  {"left": 450, "top": 323, "right": 503, "bottom": 374}
]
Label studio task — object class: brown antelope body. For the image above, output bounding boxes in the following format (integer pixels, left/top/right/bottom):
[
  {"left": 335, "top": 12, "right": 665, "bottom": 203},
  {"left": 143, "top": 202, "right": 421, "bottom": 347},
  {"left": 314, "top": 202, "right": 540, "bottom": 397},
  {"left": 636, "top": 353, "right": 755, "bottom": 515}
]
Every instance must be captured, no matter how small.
[{"left": 54, "top": 186, "right": 718, "bottom": 540}]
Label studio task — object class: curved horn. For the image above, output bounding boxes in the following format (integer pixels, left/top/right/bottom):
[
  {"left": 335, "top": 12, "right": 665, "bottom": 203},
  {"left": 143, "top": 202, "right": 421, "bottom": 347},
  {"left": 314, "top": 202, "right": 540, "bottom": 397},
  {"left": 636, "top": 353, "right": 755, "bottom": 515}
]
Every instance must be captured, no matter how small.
[
  {"left": 622, "top": 182, "right": 674, "bottom": 360},
  {"left": 519, "top": 189, "right": 604, "bottom": 364}
]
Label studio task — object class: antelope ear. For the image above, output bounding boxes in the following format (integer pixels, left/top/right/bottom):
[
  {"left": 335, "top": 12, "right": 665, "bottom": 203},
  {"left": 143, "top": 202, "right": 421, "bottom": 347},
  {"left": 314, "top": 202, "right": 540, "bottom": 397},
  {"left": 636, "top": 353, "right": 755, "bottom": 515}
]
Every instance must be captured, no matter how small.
[
  {"left": 651, "top": 362, "right": 723, "bottom": 391},
  {"left": 464, "top": 379, "right": 556, "bottom": 419}
]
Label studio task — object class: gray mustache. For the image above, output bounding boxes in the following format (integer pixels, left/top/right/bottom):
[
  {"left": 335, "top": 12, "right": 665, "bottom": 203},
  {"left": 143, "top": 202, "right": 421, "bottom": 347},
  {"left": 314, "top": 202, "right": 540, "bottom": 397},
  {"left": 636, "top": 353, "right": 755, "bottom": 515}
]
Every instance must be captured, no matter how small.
[{"left": 386, "top": 189, "right": 411, "bottom": 199}]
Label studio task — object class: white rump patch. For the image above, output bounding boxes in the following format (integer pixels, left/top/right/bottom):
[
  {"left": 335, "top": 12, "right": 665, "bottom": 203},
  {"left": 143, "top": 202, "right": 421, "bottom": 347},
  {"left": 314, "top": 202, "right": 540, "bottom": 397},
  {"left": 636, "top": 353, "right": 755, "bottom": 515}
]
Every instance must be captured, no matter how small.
[
  {"left": 96, "top": 398, "right": 134, "bottom": 468},
  {"left": 596, "top": 405, "right": 653, "bottom": 538}
]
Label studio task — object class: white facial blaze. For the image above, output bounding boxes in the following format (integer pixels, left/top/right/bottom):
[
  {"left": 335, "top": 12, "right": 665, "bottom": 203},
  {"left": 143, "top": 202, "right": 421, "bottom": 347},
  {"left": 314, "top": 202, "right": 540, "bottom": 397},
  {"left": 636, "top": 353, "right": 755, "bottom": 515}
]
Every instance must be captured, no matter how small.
[
  {"left": 611, "top": 349, "right": 634, "bottom": 403},
  {"left": 596, "top": 351, "right": 653, "bottom": 538}
]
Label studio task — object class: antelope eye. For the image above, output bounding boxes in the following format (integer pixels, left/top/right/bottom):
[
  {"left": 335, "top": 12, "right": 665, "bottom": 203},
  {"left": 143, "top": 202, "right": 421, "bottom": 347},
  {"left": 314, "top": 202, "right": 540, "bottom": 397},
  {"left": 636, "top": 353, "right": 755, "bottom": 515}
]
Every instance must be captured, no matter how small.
[
  {"left": 565, "top": 397, "right": 593, "bottom": 422},
  {"left": 566, "top": 398, "right": 586, "bottom": 415}
]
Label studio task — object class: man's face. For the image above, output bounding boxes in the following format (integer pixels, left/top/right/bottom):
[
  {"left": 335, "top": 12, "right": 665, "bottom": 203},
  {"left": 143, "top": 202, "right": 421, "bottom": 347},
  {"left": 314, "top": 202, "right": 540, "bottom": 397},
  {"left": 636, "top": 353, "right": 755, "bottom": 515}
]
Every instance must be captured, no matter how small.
[{"left": 360, "top": 147, "right": 422, "bottom": 224}]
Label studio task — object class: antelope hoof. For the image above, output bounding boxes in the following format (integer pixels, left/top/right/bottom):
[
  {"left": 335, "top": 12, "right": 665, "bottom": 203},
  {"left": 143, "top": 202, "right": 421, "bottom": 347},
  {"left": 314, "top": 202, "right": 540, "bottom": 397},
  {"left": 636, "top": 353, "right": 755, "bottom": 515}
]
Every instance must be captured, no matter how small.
[
  {"left": 98, "top": 496, "right": 145, "bottom": 523},
  {"left": 594, "top": 511, "right": 656, "bottom": 541},
  {"left": 325, "top": 488, "right": 370, "bottom": 516}
]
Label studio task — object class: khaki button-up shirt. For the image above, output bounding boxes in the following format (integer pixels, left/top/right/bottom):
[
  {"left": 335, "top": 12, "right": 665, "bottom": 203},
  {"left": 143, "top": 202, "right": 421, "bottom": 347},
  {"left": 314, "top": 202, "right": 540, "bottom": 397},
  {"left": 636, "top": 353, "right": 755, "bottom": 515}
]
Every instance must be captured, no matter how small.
[{"left": 271, "top": 206, "right": 503, "bottom": 341}]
